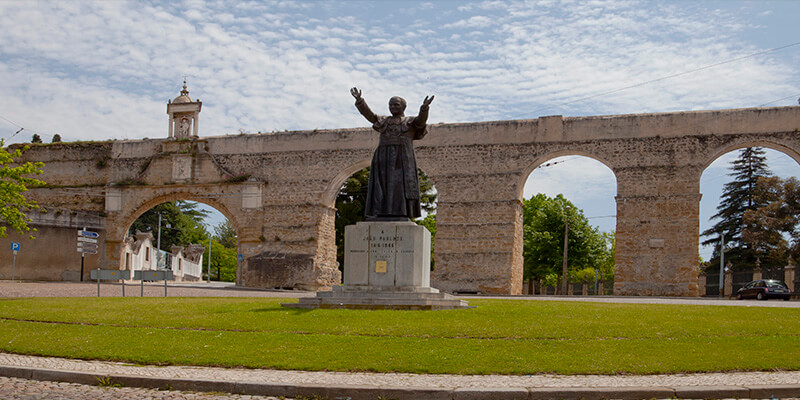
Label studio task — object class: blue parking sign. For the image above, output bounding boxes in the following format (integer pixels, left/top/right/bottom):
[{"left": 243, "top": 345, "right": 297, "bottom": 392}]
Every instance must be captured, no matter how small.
[{"left": 10, "top": 242, "right": 20, "bottom": 252}]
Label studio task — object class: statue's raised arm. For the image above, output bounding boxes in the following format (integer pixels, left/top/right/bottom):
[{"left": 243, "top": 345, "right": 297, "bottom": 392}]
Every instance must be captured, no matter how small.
[
  {"left": 351, "top": 87, "right": 379, "bottom": 124},
  {"left": 350, "top": 87, "right": 362, "bottom": 101},
  {"left": 421, "top": 95, "right": 434, "bottom": 109}
]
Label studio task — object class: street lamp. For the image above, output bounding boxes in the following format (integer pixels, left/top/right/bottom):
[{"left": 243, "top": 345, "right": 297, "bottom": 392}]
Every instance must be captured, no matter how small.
[
  {"left": 719, "top": 232, "right": 725, "bottom": 297},
  {"left": 156, "top": 213, "right": 170, "bottom": 270},
  {"left": 207, "top": 239, "right": 212, "bottom": 283},
  {"left": 562, "top": 205, "right": 570, "bottom": 295}
]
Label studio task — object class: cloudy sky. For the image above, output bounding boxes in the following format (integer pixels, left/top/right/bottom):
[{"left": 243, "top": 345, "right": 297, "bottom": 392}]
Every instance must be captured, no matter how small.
[{"left": 1, "top": 0, "right": 799, "bottom": 260}]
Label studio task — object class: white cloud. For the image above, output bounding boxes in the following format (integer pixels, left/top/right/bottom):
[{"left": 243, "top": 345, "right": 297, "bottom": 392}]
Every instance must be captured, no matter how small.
[{"left": 0, "top": 0, "right": 797, "bottom": 144}]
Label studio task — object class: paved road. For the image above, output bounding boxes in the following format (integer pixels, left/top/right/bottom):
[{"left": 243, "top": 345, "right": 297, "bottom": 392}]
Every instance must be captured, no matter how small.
[{"left": 2, "top": 281, "right": 798, "bottom": 308}]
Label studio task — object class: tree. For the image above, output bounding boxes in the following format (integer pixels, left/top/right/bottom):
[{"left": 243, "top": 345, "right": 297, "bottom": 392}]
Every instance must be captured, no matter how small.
[
  {"left": 213, "top": 220, "right": 238, "bottom": 248},
  {"left": 0, "top": 141, "right": 45, "bottom": 238},
  {"left": 701, "top": 147, "right": 773, "bottom": 270},
  {"left": 128, "top": 201, "right": 209, "bottom": 251},
  {"left": 522, "top": 193, "right": 610, "bottom": 283},
  {"left": 742, "top": 176, "right": 800, "bottom": 266},
  {"left": 202, "top": 238, "right": 236, "bottom": 282},
  {"left": 51, "top": 134, "right": 61, "bottom": 143},
  {"left": 334, "top": 167, "right": 437, "bottom": 267},
  {"left": 31, "top": 134, "right": 42, "bottom": 143}
]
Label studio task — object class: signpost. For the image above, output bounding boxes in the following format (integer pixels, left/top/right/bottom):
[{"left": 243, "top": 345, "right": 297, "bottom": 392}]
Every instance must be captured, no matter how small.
[
  {"left": 134, "top": 270, "right": 174, "bottom": 297},
  {"left": 10, "top": 242, "right": 20, "bottom": 281},
  {"left": 77, "top": 228, "right": 100, "bottom": 281},
  {"left": 90, "top": 269, "right": 131, "bottom": 297}
]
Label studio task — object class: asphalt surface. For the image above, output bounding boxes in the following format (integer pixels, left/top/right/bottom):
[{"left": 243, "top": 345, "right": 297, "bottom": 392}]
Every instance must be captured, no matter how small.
[{"left": 0, "top": 281, "right": 799, "bottom": 400}]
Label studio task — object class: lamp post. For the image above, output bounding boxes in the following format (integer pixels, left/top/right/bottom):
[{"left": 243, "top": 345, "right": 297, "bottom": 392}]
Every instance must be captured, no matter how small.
[
  {"left": 156, "top": 213, "right": 171, "bottom": 270},
  {"left": 157, "top": 213, "right": 162, "bottom": 253},
  {"left": 562, "top": 206, "right": 570, "bottom": 295},
  {"left": 207, "top": 239, "right": 212, "bottom": 283},
  {"left": 719, "top": 232, "right": 725, "bottom": 297}
]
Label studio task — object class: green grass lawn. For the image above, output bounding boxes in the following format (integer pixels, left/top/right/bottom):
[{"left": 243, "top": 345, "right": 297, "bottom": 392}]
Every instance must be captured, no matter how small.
[{"left": 0, "top": 297, "right": 798, "bottom": 375}]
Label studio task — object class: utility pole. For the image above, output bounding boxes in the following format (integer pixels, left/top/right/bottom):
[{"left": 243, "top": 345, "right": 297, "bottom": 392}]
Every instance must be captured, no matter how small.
[
  {"left": 719, "top": 232, "right": 725, "bottom": 297},
  {"left": 157, "top": 213, "right": 162, "bottom": 253},
  {"left": 156, "top": 213, "right": 163, "bottom": 270},
  {"left": 561, "top": 206, "right": 570, "bottom": 295}
]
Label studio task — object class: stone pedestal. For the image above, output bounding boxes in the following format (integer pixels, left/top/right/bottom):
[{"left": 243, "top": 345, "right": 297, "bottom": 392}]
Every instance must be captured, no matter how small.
[{"left": 283, "top": 221, "right": 471, "bottom": 310}]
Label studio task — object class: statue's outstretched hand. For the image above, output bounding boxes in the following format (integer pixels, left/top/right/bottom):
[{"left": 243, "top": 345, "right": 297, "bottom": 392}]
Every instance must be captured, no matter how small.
[
  {"left": 350, "top": 87, "right": 362, "bottom": 101},
  {"left": 422, "top": 95, "right": 435, "bottom": 108}
]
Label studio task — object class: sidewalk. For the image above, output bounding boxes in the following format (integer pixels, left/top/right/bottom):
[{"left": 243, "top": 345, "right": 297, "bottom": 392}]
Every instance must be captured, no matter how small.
[{"left": 1, "top": 353, "right": 799, "bottom": 400}]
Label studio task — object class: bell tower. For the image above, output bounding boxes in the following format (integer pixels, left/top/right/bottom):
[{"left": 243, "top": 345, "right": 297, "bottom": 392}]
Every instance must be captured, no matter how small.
[{"left": 167, "top": 81, "right": 202, "bottom": 138}]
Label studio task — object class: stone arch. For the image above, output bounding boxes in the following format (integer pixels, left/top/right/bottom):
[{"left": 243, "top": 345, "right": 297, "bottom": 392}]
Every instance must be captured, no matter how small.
[
  {"left": 701, "top": 140, "right": 800, "bottom": 172},
  {"left": 322, "top": 158, "right": 371, "bottom": 207},
  {"left": 697, "top": 140, "right": 800, "bottom": 290},
  {"left": 515, "top": 150, "right": 619, "bottom": 295},
  {"left": 120, "top": 193, "right": 240, "bottom": 241},
  {"left": 516, "top": 150, "right": 618, "bottom": 201}
]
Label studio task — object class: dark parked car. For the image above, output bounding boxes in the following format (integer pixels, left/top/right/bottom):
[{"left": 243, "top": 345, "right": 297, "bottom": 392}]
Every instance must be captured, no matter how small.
[{"left": 736, "top": 279, "right": 792, "bottom": 301}]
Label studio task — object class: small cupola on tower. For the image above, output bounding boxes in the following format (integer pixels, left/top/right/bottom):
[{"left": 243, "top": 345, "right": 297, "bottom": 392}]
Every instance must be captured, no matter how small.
[{"left": 167, "top": 81, "right": 202, "bottom": 138}]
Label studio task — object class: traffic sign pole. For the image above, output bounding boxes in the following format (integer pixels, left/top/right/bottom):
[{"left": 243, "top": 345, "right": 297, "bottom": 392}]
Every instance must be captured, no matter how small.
[
  {"left": 77, "top": 228, "right": 100, "bottom": 281},
  {"left": 10, "top": 242, "right": 20, "bottom": 282}
]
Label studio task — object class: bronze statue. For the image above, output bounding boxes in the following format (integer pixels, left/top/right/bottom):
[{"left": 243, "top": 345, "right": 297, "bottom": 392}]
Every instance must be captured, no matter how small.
[{"left": 351, "top": 87, "right": 434, "bottom": 220}]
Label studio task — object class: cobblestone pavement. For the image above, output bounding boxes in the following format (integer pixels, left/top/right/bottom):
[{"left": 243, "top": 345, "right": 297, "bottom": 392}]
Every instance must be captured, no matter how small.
[
  {"left": 1, "top": 352, "right": 800, "bottom": 390},
  {"left": 0, "top": 376, "right": 287, "bottom": 400}
]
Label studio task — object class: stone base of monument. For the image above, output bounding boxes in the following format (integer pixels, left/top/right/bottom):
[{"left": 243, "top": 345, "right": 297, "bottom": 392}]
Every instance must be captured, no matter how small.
[{"left": 282, "top": 220, "right": 471, "bottom": 310}]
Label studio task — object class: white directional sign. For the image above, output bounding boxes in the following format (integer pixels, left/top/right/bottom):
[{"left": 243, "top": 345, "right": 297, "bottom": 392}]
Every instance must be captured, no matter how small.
[
  {"left": 78, "top": 230, "right": 99, "bottom": 239},
  {"left": 77, "top": 229, "right": 100, "bottom": 254},
  {"left": 77, "top": 242, "right": 99, "bottom": 254}
]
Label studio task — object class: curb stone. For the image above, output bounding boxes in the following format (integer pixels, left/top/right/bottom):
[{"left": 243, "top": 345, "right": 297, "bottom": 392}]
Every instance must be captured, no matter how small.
[{"left": 2, "top": 364, "right": 800, "bottom": 399}]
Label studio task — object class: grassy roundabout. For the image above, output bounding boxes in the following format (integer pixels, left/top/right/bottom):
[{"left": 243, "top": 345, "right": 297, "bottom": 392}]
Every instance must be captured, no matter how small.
[{"left": 0, "top": 297, "right": 798, "bottom": 375}]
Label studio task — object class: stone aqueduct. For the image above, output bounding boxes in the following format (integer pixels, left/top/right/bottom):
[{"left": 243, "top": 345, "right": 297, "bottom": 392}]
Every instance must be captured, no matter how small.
[{"left": 10, "top": 106, "right": 800, "bottom": 296}]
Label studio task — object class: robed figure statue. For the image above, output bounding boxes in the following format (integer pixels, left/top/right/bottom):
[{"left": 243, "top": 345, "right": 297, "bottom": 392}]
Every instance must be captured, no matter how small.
[{"left": 351, "top": 87, "right": 434, "bottom": 221}]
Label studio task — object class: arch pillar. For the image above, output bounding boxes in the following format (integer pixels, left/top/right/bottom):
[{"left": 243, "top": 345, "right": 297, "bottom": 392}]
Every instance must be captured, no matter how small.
[
  {"left": 430, "top": 172, "right": 523, "bottom": 295},
  {"left": 432, "top": 200, "right": 523, "bottom": 294},
  {"left": 614, "top": 165, "right": 701, "bottom": 296}
]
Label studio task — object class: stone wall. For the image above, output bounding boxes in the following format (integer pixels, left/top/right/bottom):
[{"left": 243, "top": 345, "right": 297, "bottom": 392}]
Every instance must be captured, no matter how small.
[{"left": 7, "top": 106, "right": 800, "bottom": 296}]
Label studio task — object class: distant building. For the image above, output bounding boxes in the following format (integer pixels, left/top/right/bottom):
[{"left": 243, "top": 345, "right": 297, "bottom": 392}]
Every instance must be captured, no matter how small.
[{"left": 121, "top": 231, "right": 204, "bottom": 282}]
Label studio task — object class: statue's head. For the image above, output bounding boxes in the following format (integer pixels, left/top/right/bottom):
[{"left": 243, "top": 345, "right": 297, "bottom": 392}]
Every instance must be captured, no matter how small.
[{"left": 388, "top": 96, "right": 406, "bottom": 117}]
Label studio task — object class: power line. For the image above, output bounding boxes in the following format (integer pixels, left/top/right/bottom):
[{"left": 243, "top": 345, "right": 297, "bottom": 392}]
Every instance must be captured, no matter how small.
[
  {"left": 758, "top": 94, "right": 800, "bottom": 107},
  {"left": 0, "top": 114, "right": 24, "bottom": 129},
  {"left": 517, "top": 41, "right": 800, "bottom": 119},
  {"left": 0, "top": 112, "right": 54, "bottom": 141}
]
